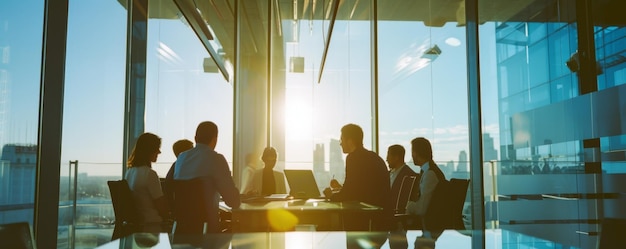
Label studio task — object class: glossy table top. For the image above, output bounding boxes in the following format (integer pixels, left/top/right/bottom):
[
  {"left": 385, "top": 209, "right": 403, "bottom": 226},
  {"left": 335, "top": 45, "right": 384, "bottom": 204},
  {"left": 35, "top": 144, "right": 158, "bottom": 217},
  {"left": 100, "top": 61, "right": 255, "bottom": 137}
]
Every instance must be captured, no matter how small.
[
  {"left": 227, "top": 199, "right": 383, "bottom": 211},
  {"left": 94, "top": 229, "right": 569, "bottom": 249}
]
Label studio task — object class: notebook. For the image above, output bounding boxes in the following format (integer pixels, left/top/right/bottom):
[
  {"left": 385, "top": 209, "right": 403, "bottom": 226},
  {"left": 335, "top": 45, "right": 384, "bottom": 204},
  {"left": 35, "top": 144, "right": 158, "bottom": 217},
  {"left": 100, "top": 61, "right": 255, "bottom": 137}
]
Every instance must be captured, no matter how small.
[{"left": 283, "top": 169, "right": 325, "bottom": 199}]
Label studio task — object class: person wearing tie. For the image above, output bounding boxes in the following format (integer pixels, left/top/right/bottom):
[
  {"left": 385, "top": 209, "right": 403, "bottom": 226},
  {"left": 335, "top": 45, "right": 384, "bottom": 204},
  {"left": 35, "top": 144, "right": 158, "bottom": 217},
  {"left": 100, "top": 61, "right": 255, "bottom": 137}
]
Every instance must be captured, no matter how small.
[{"left": 406, "top": 137, "right": 446, "bottom": 241}]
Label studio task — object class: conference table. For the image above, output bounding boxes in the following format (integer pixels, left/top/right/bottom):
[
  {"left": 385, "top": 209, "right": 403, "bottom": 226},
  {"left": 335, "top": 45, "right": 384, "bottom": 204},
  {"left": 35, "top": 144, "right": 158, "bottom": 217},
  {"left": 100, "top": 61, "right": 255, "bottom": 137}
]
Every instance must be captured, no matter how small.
[
  {"left": 94, "top": 229, "right": 569, "bottom": 249},
  {"left": 223, "top": 198, "right": 384, "bottom": 232}
]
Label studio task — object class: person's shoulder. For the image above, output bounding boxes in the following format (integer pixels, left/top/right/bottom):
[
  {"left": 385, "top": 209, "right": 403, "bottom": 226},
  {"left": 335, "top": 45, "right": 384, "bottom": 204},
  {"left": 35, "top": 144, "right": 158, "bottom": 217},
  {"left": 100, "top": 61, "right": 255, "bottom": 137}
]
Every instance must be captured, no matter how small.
[{"left": 400, "top": 165, "right": 418, "bottom": 175}]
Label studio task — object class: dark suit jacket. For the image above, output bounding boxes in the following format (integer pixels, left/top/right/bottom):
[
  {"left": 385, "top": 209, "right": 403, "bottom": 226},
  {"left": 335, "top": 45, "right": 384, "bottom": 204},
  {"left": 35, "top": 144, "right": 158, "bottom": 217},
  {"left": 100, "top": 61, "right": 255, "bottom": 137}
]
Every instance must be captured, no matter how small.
[
  {"left": 390, "top": 164, "right": 418, "bottom": 213},
  {"left": 330, "top": 147, "right": 391, "bottom": 230}
]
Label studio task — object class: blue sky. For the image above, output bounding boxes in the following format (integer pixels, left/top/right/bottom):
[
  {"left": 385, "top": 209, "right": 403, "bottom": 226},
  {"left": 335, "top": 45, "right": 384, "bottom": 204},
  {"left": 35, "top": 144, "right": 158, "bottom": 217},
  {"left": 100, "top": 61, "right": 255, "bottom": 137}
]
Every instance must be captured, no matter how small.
[{"left": 2, "top": 0, "right": 500, "bottom": 177}]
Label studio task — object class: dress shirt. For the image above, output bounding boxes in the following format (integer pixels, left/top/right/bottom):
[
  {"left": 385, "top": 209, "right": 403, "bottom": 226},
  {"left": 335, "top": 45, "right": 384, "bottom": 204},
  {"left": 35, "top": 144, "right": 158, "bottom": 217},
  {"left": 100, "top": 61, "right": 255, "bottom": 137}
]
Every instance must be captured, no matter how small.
[
  {"left": 406, "top": 162, "right": 439, "bottom": 216},
  {"left": 389, "top": 164, "right": 406, "bottom": 187},
  {"left": 174, "top": 143, "right": 241, "bottom": 232}
]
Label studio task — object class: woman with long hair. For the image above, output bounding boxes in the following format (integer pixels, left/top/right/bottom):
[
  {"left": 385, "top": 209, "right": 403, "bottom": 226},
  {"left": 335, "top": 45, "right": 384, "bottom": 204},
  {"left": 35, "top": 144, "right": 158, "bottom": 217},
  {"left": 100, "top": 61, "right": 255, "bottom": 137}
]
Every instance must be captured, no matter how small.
[{"left": 125, "top": 132, "right": 169, "bottom": 230}]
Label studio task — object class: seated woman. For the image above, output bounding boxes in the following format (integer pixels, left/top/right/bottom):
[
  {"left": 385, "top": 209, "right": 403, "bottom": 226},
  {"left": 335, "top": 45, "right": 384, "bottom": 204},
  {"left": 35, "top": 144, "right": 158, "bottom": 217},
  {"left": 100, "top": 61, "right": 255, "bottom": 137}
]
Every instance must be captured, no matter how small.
[
  {"left": 125, "top": 132, "right": 170, "bottom": 232},
  {"left": 248, "top": 147, "right": 287, "bottom": 196}
]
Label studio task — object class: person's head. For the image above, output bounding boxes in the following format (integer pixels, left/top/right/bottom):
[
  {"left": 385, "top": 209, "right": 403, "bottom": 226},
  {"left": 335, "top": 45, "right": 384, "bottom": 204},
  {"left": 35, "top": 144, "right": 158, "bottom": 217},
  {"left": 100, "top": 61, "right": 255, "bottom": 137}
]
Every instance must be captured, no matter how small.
[
  {"left": 195, "top": 121, "right": 218, "bottom": 148},
  {"left": 340, "top": 124, "right": 364, "bottom": 154},
  {"left": 128, "top": 132, "right": 161, "bottom": 168},
  {"left": 172, "top": 139, "right": 193, "bottom": 157},
  {"left": 386, "top": 144, "right": 405, "bottom": 169},
  {"left": 411, "top": 137, "right": 433, "bottom": 166},
  {"left": 261, "top": 147, "right": 278, "bottom": 169}
]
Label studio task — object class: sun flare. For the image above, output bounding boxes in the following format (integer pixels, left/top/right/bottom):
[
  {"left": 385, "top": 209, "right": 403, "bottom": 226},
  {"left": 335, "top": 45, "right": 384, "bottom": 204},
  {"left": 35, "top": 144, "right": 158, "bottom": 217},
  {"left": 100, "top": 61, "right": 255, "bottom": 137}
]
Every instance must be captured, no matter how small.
[{"left": 285, "top": 97, "right": 312, "bottom": 140}]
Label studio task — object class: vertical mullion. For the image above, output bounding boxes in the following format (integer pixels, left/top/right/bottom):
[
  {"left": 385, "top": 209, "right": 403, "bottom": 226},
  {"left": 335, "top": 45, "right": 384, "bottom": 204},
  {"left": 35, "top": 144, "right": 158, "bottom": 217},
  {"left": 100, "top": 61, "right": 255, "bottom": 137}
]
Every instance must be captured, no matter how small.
[
  {"left": 465, "top": 0, "right": 486, "bottom": 248},
  {"left": 35, "top": 0, "right": 68, "bottom": 247}
]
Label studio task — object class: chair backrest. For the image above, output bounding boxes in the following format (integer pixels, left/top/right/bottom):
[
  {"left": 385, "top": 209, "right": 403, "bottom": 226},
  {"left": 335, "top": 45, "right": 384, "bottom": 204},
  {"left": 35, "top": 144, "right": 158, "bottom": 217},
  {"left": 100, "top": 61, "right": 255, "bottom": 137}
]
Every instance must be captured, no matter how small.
[
  {"left": 172, "top": 178, "right": 208, "bottom": 235},
  {"left": 0, "top": 222, "right": 37, "bottom": 249},
  {"left": 107, "top": 180, "right": 139, "bottom": 225},
  {"left": 447, "top": 178, "right": 470, "bottom": 230},
  {"left": 597, "top": 218, "right": 626, "bottom": 249},
  {"left": 424, "top": 178, "right": 469, "bottom": 231},
  {"left": 395, "top": 175, "right": 418, "bottom": 214}
]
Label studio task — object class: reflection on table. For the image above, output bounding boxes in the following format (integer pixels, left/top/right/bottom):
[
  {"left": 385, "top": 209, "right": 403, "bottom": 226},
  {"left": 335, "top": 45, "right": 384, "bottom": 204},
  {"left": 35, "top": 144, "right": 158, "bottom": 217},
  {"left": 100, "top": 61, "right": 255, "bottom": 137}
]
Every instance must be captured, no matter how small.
[
  {"left": 95, "top": 229, "right": 579, "bottom": 249},
  {"left": 227, "top": 199, "right": 383, "bottom": 232}
]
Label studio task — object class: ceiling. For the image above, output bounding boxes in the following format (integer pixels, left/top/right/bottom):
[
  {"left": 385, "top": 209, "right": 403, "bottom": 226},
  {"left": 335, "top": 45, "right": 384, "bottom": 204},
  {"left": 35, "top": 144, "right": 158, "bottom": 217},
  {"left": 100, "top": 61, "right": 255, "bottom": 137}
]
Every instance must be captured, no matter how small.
[{"left": 116, "top": 0, "right": 626, "bottom": 78}]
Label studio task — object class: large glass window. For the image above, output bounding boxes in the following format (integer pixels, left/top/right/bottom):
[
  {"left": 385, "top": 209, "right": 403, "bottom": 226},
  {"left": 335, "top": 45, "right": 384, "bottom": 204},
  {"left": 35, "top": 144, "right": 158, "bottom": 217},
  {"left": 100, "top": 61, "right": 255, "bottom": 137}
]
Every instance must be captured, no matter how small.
[
  {"left": 59, "top": 0, "right": 127, "bottom": 247},
  {"left": 480, "top": 0, "right": 626, "bottom": 248},
  {"left": 276, "top": 0, "right": 374, "bottom": 193},
  {"left": 146, "top": 1, "right": 234, "bottom": 177},
  {"left": 0, "top": 0, "right": 44, "bottom": 230}
]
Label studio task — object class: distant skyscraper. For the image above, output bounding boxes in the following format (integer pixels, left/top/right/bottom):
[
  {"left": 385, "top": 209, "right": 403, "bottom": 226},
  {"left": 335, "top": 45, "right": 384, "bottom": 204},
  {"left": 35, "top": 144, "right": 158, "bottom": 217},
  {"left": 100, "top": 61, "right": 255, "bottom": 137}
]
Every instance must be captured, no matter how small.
[
  {"left": 457, "top": 150, "right": 468, "bottom": 172},
  {"left": 329, "top": 139, "right": 345, "bottom": 182},
  {"left": 0, "top": 144, "right": 37, "bottom": 224},
  {"left": 483, "top": 133, "right": 498, "bottom": 161},
  {"left": 313, "top": 143, "right": 324, "bottom": 174}
]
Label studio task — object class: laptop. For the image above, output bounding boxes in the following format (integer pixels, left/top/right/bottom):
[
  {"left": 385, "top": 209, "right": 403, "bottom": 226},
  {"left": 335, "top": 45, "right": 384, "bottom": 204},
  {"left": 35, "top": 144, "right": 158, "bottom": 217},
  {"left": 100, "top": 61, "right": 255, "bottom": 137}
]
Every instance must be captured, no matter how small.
[{"left": 283, "top": 169, "right": 326, "bottom": 199}]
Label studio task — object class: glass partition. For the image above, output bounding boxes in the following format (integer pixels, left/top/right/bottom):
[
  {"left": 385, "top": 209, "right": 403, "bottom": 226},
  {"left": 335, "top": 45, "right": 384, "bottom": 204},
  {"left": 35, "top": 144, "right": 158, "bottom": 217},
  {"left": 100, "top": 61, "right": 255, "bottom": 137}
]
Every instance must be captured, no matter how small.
[
  {"left": 59, "top": 0, "right": 127, "bottom": 247},
  {"left": 271, "top": 0, "right": 375, "bottom": 194},
  {"left": 0, "top": 0, "right": 44, "bottom": 234},
  {"left": 146, "top": 0, "right": 234, "bottom": 177},
  {"left": 377, "top": 0, "right": 471, "bottom": 228},
  {"left": 479, "top": 0, "right": 626, "bottom": 248}
]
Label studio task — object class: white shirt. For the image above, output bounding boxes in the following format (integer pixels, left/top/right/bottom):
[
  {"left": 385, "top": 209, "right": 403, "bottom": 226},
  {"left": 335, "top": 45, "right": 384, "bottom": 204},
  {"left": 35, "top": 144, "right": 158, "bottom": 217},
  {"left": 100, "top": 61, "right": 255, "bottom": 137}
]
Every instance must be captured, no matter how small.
[
  {"left": 389, "top": 164, "right": 406, "bottom": 187},
  {"left": 125, "top": 166, "right": 164, "bottom": 223},
  {"left": 240, "top": 165, "right": 256, "bottom": 194},
  {"left": 406, "top": 162, "right": 439, "bottom": 216}
]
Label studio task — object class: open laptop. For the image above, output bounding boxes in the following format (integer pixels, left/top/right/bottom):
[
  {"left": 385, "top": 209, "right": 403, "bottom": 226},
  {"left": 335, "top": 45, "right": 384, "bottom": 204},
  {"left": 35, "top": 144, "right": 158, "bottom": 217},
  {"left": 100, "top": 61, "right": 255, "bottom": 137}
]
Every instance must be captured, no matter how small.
[{"left": 283, "top": 169, "right": 326, "bottom": 199}]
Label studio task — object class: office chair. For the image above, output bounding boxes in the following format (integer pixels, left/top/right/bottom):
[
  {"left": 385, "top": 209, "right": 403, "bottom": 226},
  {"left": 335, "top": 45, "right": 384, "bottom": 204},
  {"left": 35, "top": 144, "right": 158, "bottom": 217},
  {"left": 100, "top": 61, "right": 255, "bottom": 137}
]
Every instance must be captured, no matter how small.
[
  {"left": 107, "top": 180, "right": 140, "bottom": 240},
  {"left": 447, "top": 178, "right": 469, "bottom": 230},
  {"left": 395, "top": 175, "right": 419, "bottom": 214},
  {"left": 0, "top": 222, "right": 37, "bottom": 249},
  {"left": 394, "top": 175, "right": 421, "bottom": 230},
  {"left": 422, "top": 178, "right": 469, "bottom": 239},
  {"left": 597, "top": 218, "right": 626, "bottom": 249},
  {"left": 171, "top": 179, "right": 209, "bottom": 237}
]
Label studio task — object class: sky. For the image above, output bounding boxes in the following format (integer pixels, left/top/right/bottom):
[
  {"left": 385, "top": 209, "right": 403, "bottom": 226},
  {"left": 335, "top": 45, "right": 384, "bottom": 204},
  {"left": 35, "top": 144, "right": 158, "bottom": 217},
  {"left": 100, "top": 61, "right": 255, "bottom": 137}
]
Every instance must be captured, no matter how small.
[{"left": 1, "top": 0, "right": 500, "bottom": 177}]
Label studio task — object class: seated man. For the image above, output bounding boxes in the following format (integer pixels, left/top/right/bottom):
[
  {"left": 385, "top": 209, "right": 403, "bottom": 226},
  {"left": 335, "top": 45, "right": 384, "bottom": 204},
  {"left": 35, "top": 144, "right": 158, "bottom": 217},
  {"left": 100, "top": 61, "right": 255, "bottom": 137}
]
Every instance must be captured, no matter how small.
[
  {"left": 406, "top": 137, "right": 446, "bottom": 240},
  {"left": 173, "top": 121, "right": 241, "bottom": 233},
  {"left": 323, "top": 124, "right": 391, "bottom": 231},
  {"left": 387, "top": 144, "right": 419, "bottom": 214}
]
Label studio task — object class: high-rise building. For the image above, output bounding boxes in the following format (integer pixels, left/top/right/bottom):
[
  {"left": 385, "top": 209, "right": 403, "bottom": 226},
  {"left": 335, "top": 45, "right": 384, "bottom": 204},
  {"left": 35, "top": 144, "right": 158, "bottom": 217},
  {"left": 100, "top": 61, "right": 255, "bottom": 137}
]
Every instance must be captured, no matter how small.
[
  {"left": 483, "top": 133, "right": 498, "bottom": 162},
  {"left": 313, "top": 143, "right": 325, "bottom": 174},
  {"left": 328, "top": 139, "right": 345, "bottom": 183},
  {"left": 0, "top": 144, "right": 36, "bottom": 224}
]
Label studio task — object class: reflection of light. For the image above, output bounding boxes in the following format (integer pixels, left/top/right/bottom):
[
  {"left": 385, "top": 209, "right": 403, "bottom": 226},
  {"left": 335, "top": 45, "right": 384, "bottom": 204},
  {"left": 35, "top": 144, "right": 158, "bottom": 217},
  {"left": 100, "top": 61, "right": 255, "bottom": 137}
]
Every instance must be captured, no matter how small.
[
  {"left": 267, "top": 209, "right": 299, "bottom": 231},
  {"left": 157, "top": 42, "right": 183, "bottom": 65},
  {"left": 286, "top": 232, "right": 313, "bottom": 249},
  {"left": 394, "top": 40, "right": 432, "bottom": 76},
  {"left": 286, "top": 97, "right": 312, "bottom": 140},
  {"left": 445, "top": 37, "right": 461, "bottom": 47}
]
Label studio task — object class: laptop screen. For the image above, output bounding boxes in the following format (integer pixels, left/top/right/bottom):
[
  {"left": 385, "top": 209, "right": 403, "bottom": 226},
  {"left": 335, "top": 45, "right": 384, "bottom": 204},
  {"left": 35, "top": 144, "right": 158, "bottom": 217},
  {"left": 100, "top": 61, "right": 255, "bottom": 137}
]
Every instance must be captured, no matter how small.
[{"left": 283, "top": 169, "right": 322, "bottom": 199}]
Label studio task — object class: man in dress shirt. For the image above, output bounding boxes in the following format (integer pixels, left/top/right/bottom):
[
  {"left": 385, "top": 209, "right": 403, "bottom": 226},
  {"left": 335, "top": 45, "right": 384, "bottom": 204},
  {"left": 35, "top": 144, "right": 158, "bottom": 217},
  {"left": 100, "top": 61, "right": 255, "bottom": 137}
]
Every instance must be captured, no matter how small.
[
  {"left": 323, "top": 123, "right": 391, "bottom": 231},
  {"left": 174, "top": 121, "right": 241, "bottom": 233},
  {"left": 387, "top": 144, "right": 418, "bottom": 214},
  {"left": 405, "top": 137, "right": 446, "bottom": 239}
]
